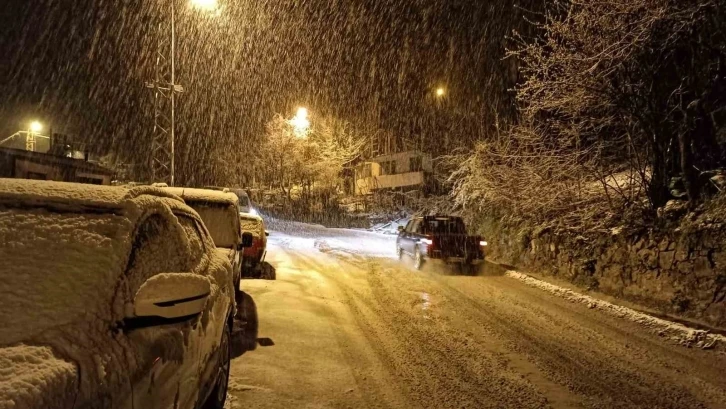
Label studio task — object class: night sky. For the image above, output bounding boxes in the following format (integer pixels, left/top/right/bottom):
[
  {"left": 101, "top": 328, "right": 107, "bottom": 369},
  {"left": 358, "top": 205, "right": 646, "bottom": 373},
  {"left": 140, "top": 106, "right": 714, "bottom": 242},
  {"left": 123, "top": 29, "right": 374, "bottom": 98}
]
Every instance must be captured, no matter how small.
[{"left": 0, "top": 0, "right": 541, "bottom": 181}]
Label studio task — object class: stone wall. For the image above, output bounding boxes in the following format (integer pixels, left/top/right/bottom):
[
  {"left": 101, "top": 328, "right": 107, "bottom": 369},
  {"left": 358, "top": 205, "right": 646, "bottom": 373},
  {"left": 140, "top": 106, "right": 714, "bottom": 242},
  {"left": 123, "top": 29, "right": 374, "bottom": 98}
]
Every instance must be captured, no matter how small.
[{"left": 471, "top": 201, "right": 726, "bottom": 329}]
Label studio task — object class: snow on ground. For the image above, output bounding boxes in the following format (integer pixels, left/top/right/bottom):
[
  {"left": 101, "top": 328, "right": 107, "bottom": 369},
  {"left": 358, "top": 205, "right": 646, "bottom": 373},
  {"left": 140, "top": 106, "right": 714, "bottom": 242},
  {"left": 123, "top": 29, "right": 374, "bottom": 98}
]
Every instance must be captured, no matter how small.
[
  {"left": 505, "top": 270, "right": 726, "bottom": 349},
  {"left": 265, "top": 217, "right": 397, "bottom": 259},
  {"left": 266, "top": 220, "right": 724, "bottom": 350},
  {"left": 230, "top": 228, "right": 726, "bottom": 408}
]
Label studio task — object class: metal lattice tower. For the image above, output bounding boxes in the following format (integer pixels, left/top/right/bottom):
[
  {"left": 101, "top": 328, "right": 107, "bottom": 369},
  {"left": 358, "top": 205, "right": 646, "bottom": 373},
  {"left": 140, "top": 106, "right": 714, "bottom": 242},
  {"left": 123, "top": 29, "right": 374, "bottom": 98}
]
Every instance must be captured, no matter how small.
[
  {"left": 146, "top": 2, "right": 183, "bottom": 186},
  {"left": 25, "top": 130, "right": 36, "bottom": 152}
]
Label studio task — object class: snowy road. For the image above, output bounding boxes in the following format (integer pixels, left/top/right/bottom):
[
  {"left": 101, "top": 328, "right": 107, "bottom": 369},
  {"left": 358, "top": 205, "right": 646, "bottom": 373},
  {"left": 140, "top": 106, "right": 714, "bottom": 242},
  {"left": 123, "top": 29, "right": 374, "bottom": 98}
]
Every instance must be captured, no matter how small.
[{"left": 226, "top": 226, "right": 726, "bottom": 409}]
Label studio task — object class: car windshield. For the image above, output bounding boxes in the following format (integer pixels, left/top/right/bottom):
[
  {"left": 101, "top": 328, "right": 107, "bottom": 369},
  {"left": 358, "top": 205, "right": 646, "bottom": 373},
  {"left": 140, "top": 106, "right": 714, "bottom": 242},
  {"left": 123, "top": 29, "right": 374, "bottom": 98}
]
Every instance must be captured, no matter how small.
[
  {"left": 187, "top": 200, "right": 238, "bottom": 248},
  {"left": 0, "top": 207, "right": 131, "bottom": 345},
  {"left": 424, "top": 218, "right": 467, "bottom": 234},
  {"left": 237, "top": 194, "right": 250, "bottom": 208}
]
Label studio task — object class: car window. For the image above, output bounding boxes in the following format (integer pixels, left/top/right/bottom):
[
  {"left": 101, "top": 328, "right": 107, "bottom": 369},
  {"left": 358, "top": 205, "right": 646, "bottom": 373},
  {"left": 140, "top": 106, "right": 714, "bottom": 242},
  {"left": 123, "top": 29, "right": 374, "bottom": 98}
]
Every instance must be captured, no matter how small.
[
  {"left": 0, "top": 207, "right": 132, "bottom": 345},
  {"left": 194, "top": 218, "right": 215, "bottom": 251},
  {"left": 237, "top": 194, "right": 250, "bottom": 208},
  {"left": 411, "top": 219, "right": 422, "bottom": 234},
  {"left": 187, "top": 200, "right": 240, "bottom": 249},
  {"left": 176, "top": 214, "right": 205, "bottom": 265},
  {"left": 404, "top": 220, "right": 413, "bottom": 233},
  {"left": 124, "top": 214, "right": 192, "bottom": 303},
  {"left": 424, "top": 218, "right": 467, "bottom": 234}
]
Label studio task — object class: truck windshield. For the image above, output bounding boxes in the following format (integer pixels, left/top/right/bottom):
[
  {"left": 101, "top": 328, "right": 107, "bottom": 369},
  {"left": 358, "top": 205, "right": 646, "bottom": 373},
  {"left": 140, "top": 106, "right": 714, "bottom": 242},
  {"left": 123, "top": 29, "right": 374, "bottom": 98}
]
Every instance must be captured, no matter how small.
[{"left": 424, "top": 218, "right": 466, "bottom": 234}]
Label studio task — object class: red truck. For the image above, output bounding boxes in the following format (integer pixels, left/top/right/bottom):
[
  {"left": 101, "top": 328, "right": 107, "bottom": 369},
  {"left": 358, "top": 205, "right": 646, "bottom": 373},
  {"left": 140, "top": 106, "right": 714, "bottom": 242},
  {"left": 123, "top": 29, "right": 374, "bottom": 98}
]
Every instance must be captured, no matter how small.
[{"left": 396, "top": 215, "right": 487, "bottom": 272}]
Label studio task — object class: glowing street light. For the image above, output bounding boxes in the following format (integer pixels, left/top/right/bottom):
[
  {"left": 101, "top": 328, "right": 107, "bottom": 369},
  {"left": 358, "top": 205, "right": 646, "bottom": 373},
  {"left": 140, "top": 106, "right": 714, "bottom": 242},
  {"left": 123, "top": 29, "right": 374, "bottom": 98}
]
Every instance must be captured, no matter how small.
[
  {"left": 435, "top": 87, "right": 446, "bottom": 98},
  {"left": 290, "top": 107, "right": 310, "bottom": 137},
  {"left": 190, "top": 0, "right": 219, "bottom": 12},
  {"left": 29, "top": 121, "right": 43, "bottom": 133}
]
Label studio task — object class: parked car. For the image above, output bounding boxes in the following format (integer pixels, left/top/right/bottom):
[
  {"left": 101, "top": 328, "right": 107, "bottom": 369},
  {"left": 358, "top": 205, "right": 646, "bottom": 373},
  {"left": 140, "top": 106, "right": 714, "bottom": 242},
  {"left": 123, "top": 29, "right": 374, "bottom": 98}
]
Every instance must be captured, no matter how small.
[
  {"left": 396, "top": 215, "right": 487, "bottom": 272},
  {"left": 205, "top": 186, "right": 255, "bottom": 215},
  {"left": 164, "top": 187, "right": 252, "bottom": 294},
  {"left": 0, "top": 179, "right": 237, "bottom": 409},
  {"left": 239, "top": 212, "right": 268, "bottom": 277}
]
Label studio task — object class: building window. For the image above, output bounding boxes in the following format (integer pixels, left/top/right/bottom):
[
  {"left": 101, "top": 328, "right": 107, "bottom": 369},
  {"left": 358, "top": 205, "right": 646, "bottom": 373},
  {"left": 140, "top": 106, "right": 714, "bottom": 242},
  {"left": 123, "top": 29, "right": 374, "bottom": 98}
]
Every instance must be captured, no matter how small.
[
  {"left": 358, "top": 163, "right": 372, "bottom": 178},
  {"left": 381, "top": 161, "right": 397, "bottom": 175},
  {"left": 409, "top": 156, "right": 423, "bottom": 172}
]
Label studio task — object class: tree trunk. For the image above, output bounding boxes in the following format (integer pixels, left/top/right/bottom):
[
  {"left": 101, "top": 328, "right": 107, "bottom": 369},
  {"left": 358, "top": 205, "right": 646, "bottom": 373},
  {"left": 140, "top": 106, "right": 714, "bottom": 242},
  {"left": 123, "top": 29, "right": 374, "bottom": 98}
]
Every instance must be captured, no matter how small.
[
  {"left": 678, "top": 129, "right": 699, "bottom": 207},
  {"left": 649, "top": 136, "right": 670, "bottom": 209}
]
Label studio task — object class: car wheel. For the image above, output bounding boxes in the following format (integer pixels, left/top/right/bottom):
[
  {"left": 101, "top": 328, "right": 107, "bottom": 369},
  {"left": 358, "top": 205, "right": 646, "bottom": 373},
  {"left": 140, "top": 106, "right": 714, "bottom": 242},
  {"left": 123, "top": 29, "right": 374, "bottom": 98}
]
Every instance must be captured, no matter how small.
[
  {"left": 202, "top": 325, "right": 231, "bottom": 409},
  {"left": 414, "top": 248, "right": 424, "bottom": 270},
  {"left": 234, "top": 270, "right": 241, "bottom": 295},
  {"left": 396, "top": 246, "right": 403, "bottom": 260}
]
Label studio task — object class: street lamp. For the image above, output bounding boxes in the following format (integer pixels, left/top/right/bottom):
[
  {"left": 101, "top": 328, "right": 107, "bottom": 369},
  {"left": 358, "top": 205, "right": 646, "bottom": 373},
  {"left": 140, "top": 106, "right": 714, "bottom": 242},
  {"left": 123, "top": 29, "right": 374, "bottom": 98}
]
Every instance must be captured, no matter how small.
[
  {"left": 435, "top": 87, "right": 446, "bottom": 98},
  {"left": 30, "top": 121, "right": 43, "bottom": 133},
  {"left": 290, "top": 107, "right": 310, "bottom": 137},
  {"left": 191, "top": 0, "right": 218, "bottom": 11}
]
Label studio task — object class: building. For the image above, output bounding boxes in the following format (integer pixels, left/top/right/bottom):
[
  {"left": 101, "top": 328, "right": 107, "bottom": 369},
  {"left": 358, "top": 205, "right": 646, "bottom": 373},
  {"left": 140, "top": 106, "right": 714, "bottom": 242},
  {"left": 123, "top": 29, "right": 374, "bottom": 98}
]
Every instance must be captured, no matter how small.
[
  {"left": 0, "top": 147, "right": 114, "bottom": 185},
  {"left": 353, "top": 150, "right": 434, "bottom": 196},
  {"left": 0, "top": 131, "right": 93, "bottom": 160}
]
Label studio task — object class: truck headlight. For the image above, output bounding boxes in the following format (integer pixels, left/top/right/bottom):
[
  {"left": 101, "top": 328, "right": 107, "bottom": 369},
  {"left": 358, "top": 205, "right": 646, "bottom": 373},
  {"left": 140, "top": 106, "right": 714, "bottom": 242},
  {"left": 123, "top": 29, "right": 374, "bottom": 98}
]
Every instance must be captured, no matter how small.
[{"left": 479, "top": 241, "right": 488, "bottom": 246}]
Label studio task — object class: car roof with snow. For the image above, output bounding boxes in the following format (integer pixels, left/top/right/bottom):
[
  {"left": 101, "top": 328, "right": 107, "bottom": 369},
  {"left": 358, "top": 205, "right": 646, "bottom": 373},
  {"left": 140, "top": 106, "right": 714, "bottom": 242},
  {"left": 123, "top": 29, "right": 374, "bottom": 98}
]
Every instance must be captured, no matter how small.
[
  {"left": 163, "top": 187, "right": 239, "bottom": 206},
  {"left": 239, "top": 212, "right": 263, "bottom": 222},
  {"left": 0, "top": 178, "right": 185, "bottom": 212}
]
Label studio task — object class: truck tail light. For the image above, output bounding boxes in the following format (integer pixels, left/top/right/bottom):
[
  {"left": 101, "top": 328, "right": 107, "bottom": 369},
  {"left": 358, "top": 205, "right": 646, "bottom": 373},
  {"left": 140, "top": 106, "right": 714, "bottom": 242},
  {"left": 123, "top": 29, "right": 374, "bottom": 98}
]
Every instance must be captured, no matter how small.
[{"left": 423, "top": 236, "right": 437, "bottom": 256}]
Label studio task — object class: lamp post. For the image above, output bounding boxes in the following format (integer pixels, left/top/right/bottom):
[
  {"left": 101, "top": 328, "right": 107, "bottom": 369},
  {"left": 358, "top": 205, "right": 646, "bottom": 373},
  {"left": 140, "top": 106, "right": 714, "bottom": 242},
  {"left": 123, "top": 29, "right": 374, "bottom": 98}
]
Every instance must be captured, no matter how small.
[{"left": 147, "top": 0, "right": 219, "bottom": 186}]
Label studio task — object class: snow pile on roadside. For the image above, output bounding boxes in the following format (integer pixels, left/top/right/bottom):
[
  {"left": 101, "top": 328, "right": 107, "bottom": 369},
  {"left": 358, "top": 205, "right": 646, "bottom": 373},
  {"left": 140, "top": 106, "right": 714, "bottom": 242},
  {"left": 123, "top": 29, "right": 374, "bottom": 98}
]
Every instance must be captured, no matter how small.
[
  {"left": 0, "top": 345, "right": 77, "bottom": 409},
  {"left": 505, "top": 270, "right": 726, "bottom": 349}
]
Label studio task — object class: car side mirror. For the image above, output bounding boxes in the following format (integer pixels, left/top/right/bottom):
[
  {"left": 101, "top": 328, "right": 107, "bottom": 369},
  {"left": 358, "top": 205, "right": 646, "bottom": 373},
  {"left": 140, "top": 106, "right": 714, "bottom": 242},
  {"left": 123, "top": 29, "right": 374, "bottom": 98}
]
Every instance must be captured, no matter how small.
[
  {"left": 398, "top": 226, "right": 405, "bottom": 233},
  {"left": 132, "top": 273, "right": 210, "bottom": 319},
  {"left": 265, "top": 231, "right": 270, "bottom": 237},
  {"left": 240, "top": 232, "right": 254, "bottom": 248}
]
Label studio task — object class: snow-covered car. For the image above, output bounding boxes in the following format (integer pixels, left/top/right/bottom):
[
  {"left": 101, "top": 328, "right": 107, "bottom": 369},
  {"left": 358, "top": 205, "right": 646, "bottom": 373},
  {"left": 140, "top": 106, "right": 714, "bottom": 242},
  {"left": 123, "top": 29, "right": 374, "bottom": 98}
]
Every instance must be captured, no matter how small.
[
  {"left": 239, "top": 212, "right": 268, "bottom": 277},
  {"left": 204, "top": 186, "right": 255, "bottom": 215},
  {"left": 0, "top": 179, "right": 237, "bottom": 409},
  {"left": 164, "top": 187, "right": 253, "bottom": 295}
]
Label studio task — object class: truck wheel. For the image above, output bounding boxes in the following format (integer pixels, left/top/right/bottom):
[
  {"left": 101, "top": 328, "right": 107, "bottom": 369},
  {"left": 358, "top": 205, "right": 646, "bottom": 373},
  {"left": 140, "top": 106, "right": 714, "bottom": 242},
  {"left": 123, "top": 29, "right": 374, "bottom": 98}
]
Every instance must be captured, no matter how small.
[
  {"left": 202, "top": 325, "right": 230, "bottom": 409},
  {"left": 459, "top": 263, "right": 473, "bottom": 275},
  {"left": 414, "top": 248, "right": 424, "bottom": 270}
]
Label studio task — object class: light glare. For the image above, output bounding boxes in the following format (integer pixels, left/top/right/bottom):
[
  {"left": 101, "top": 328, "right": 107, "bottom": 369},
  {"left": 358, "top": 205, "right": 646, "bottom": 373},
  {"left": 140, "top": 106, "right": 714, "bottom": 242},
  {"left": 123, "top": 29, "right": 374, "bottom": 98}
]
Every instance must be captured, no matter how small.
[
  {"left": 191, "top": 0, "right": 218, "bottom": 11},
  {"left": 29, "top": 121, "right": 42, "bottom": 133},
  {"left": 290, "top": 107, "right": 310, "bottom": 137}
]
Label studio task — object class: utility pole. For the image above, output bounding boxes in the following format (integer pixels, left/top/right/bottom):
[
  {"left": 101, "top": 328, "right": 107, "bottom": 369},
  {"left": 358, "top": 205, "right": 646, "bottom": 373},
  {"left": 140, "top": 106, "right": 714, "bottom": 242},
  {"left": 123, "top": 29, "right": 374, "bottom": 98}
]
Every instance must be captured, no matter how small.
[{"left": 146, "top": 0, "right": 183, "bottom": 186}]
